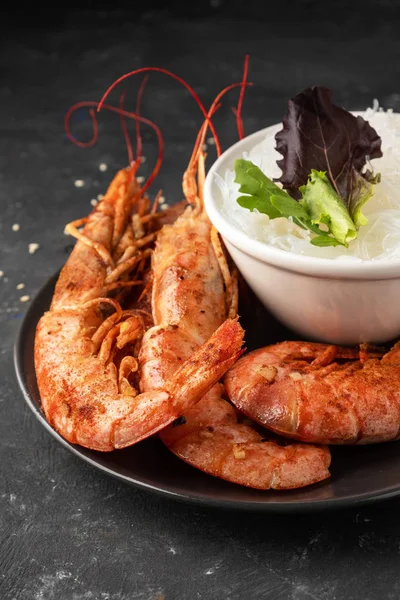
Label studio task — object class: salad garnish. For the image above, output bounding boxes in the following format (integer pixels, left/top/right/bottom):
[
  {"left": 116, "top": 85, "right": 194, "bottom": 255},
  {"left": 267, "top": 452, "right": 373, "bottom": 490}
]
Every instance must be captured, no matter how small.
[{"left": 235, "top": 86, "right": 383, "bottom": 247}]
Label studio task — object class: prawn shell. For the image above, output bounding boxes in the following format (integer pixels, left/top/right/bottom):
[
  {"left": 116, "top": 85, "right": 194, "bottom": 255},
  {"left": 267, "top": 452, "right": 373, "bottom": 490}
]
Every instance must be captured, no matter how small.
[{"left": 224, "top": 342, "right": 400, "bottom": 445}]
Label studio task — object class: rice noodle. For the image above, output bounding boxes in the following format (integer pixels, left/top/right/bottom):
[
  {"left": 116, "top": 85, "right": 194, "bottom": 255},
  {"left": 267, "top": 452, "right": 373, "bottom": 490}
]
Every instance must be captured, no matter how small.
[{"left": 217, "top": 108, "right": 400, "bottom": 261}]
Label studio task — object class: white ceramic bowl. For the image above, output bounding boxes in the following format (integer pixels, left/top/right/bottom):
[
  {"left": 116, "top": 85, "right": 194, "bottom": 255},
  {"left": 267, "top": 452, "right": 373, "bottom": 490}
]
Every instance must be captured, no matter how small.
[{"left": 204, "top": 124, "right": 400, "bottom": 345}]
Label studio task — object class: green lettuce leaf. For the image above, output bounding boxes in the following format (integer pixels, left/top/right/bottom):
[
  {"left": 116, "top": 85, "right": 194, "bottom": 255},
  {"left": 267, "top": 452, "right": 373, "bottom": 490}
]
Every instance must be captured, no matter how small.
[
  {"left": 310, "top": 235, "right": 342, "bottom": 247},
  {"left": 299, "top": 170, "right": 357, "bottom": 247},
  {"left": 348, "top": 169, "right": 381, "bottom": 229},
  {"left": 235, "top": 159, "right": 285, "bottom": 219},
  {"left": 234, "top": 160, "right": 357, "bottom": 248},
  {"left": 269, "top": 194, "right": 309, "bottom": 220}
]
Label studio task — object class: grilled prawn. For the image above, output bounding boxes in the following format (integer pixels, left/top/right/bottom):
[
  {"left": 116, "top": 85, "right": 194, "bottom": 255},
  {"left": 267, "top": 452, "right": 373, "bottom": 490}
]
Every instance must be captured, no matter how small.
[
  {"left": 139, "top": 145, "right": 331, "bottom": 490},
  {"left": 34, "top": 167, "right": 244, "bottom": 451},
  {"left": 224, "top": 341, "right": 400, "bottom": 445}
]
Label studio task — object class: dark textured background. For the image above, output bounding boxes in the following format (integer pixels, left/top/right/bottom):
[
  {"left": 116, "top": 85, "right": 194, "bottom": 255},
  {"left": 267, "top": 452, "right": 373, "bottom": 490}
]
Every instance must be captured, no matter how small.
[{"left": 2, "top": 2, "right": 400, "bottom": 598}]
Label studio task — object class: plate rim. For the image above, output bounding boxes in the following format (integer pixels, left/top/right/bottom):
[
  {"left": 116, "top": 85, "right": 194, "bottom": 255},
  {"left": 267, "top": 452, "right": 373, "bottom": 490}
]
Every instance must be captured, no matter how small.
[{"left": 13, "top": 273, "right": 400, "bottom": 513}]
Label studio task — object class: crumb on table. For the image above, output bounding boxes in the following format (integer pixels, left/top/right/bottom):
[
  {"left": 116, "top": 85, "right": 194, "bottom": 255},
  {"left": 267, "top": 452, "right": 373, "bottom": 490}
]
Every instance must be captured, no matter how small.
[{"left": 28, "top": 243, "right": 40, "bottom": 254}]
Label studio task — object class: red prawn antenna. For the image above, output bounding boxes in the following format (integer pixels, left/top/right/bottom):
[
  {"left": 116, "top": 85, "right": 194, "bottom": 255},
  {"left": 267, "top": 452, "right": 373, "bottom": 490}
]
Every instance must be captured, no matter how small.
[
  {"left": 135, "top": 75, "right": 149, "bottom": 162},
  {"left": 119, "top": 92, "right": 134, "bottom": 166},
  {"left": 64, "top": 104, "right": 99, "bottom": 148},
  {"left": 184, "top": 81, "right": 252, "bottom": 204},
  {"left": 64, "top": 102, "right": 164, "bottom": 197},
  {"left": 97, "top": 67, "right": 222, "bottom": 157},
  {"left": 235, "top": 54, "right": 250, "bottom": 140},
  {"left": 65, "top": 77, "right": 149, "bottom": 167},
  {"left": 191, "top": 80, "right": 253, "bottom": 165},
  {"left": 119, "top": 76, "right": 149, "bottom": 180}
]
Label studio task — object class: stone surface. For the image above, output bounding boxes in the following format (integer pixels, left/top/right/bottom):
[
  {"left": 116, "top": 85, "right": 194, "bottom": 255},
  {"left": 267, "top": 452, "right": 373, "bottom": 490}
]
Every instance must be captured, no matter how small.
[{"left": 1, "top": 6, "right": 400, "bottom": 599}]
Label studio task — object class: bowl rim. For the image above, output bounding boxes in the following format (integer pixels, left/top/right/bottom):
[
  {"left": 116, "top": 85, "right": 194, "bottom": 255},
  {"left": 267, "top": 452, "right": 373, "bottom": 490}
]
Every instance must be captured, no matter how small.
[{"left": 204, "top": 115, "right": 400, "bottom": 280}]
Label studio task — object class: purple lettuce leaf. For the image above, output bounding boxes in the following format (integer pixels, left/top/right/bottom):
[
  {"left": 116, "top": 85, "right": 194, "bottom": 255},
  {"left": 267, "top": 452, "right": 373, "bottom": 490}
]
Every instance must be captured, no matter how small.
[{"left": 274, "top": 86, "right": 382, "bottom": 202}]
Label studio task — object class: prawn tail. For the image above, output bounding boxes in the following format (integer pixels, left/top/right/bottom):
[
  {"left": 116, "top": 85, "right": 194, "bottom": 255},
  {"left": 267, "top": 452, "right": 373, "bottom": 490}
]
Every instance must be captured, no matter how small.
[
  {"left": 111, "top": 318, "right": 245, "bottom": 449},
  {"left": 167, "top": 318, "right": 245, "bottom": 412},
  {"left": 268, "top": 445, "right": 331, "bottom": 490}
]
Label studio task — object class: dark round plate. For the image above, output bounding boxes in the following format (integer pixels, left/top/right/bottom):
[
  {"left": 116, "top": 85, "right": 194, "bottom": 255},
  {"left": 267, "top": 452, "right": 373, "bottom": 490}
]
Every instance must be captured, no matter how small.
[{"left": 14, "top": 273, "right": 400, "bottom": 512}]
